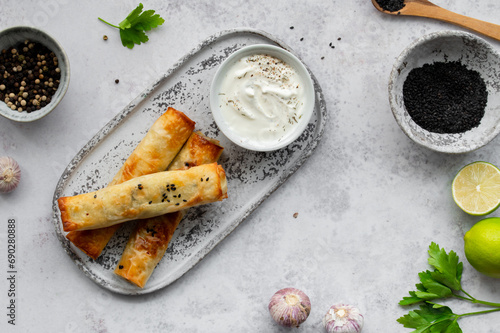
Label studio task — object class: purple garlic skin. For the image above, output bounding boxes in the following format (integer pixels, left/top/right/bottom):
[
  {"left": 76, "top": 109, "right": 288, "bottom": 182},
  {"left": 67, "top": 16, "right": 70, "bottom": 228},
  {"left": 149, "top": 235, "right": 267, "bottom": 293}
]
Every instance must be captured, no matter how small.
[
  {"left": 269, "top": 287, "right": 312, "bottom": 328},
  {"left": 323, "top": 303, "right": 364, "bottom": 333},
  {"left": 0, "top": 156, "right": 21, "bottom": 193}
]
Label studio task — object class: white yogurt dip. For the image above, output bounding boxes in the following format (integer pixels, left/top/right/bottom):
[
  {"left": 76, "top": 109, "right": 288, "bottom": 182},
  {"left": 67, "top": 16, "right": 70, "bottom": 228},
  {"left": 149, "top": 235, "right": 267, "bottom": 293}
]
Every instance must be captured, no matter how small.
[{"left": 217, "top": 53, "right": 307, "bottom": 147}]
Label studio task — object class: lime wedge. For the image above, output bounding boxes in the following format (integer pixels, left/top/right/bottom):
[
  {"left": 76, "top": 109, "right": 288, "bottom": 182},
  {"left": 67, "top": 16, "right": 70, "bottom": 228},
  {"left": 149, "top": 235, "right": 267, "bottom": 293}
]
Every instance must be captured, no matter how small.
[{"left": 452, "top": 161, "right": 500, "bottom": 216}]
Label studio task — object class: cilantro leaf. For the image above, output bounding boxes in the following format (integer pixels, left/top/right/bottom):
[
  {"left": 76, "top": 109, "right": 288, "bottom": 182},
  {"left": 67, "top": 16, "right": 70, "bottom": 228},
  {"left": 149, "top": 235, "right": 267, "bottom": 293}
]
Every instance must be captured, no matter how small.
[
  {"left": 99, "top": 3, "right": 165, "bottom": 49},
  {"left": 428, "top": 242, "right": 462, "bottom": 291}
]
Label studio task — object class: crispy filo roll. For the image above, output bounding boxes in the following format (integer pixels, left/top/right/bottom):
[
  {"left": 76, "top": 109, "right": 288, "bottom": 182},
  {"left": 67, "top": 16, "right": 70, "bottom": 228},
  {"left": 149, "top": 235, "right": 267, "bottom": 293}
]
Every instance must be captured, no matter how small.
[
  {"left": 58, "top": 163, "right": 228, "bottom": 232},
  {"left": 114, "top": 132, "right": 223, "bottom": 287},
  {"left": 65, "top": 107, "right": 195, "bottom": 259}
]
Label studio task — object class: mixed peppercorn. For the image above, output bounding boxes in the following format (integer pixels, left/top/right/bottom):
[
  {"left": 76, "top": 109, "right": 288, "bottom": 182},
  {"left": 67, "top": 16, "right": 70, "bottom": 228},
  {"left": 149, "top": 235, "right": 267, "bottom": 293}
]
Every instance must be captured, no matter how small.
[{"left": 0, "top": 39, "right": 61, "bottom": 113}]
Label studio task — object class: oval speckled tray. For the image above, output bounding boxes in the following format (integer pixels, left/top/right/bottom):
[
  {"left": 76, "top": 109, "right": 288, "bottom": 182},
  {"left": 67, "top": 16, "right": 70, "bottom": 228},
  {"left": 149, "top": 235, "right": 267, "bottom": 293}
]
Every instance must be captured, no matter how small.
[{"left": 51, "top": 28, "right": 328, "bottom": 295}]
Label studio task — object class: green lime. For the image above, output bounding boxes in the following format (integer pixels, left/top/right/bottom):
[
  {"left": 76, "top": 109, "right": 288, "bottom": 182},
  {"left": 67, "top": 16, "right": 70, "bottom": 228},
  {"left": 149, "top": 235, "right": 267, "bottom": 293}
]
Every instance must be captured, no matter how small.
[
  {"left": 452, "top": 161, "right": 500, "bottom": 216},
  {"left": 464, "top": 217, "right": 500, "bottom": 278}
]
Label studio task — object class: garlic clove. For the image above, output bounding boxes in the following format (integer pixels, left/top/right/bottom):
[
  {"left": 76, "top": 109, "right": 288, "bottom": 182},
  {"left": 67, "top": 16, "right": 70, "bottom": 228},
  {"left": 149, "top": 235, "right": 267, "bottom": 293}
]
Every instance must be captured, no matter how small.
[
  {"left": 0, "top": 156, "right": 21, "bottom": 193},
  {"left": 323, "top": 303, "right": 364, "bottom": 333},
  {"left": 268, "top": 287, "right": 311, "bottom": 328}
]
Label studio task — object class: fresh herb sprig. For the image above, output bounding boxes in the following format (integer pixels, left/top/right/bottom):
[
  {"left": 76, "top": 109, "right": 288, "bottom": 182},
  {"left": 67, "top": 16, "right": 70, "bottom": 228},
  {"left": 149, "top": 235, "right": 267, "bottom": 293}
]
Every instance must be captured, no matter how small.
[
  {"left": 98, "top": 3, "right": 165, "bottom": 49},
  {"left": 398, "top": 242, "right": 500, "bottom": 332}
]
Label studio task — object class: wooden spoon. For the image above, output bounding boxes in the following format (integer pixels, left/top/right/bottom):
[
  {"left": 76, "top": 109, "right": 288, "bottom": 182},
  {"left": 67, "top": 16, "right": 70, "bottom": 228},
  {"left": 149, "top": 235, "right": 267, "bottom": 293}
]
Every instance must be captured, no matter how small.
[{"left": 371, "top": 0, "right": 500, "bottom": 41}]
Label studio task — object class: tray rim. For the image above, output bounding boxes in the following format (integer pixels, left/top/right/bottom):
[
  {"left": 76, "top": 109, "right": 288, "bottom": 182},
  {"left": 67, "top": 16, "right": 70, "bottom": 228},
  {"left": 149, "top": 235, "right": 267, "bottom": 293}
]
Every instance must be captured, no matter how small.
[{"left": 51, "top": 27, "right": 328, "bottom": 295}]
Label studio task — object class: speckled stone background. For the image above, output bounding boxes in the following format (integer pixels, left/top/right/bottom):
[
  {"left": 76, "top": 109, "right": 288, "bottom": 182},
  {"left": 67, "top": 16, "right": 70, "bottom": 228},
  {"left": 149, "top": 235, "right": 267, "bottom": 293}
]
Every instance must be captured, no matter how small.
[{"left": 1, "top": 0, "right": 500, "bottom": 332}]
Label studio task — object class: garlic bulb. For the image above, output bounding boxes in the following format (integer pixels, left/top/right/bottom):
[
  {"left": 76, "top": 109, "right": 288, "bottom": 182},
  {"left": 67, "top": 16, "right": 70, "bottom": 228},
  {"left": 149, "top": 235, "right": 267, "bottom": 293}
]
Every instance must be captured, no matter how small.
[
  {"left": 268, "top": 287, "right": 311, "bottom": 328},
  {"left": 323, "top": 303, "right": 364, "bottom": 333},
  {"left": 0, "top": 156, "right": 21, "bottom": 193}
]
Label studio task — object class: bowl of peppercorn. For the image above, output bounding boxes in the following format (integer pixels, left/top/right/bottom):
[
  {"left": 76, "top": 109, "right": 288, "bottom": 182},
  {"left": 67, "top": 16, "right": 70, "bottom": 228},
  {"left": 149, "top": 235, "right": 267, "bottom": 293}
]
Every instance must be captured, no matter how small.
[
  {"left": 389, "top": 30, "right": 500, "bottom": 153},
  {"left": 0, "top": 26, "right": 70, "bottom": 122}
]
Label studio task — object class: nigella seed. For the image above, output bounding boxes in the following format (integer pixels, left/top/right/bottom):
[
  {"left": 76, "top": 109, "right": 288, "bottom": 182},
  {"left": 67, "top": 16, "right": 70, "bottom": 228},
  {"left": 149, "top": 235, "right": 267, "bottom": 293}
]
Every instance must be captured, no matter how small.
[
  {"left": 138, "top": 184, "right": 143, "bottom": 190},
  {"left": 119, "top": 265, "right": 124, "bottom": 269},
  {"left": 173, "top": 195, "right": 177, "bottom": 198},
  {"left": 178, "top": 194, "right": 181, "bottom": 198},
  {"left": 149, "top": 201, "right": 152, "bottom": 204},
  {"left": 94, "top": 195, "right": 97, "bottom": 198},
  {"left": 175, "top": 203, "right": 179, "bottom": 206},
  {"left": 183, "top": 199, "right": 187, "bottom": 202},
  {"left": 206, "top": 177, "right": 209, "bottom": 181},
  {"left": 200, "top": 178, "right": 203, "bottom": 182}
]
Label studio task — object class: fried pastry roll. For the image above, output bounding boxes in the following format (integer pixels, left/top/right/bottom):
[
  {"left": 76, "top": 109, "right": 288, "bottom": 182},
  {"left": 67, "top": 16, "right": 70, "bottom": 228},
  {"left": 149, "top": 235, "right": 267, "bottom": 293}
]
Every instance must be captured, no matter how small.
[
  {"left": 65, "top": 107, "right": 195, "bottom": 258},
  {"left": 114, "top": 132, "right": 223, "bottom": 287},
  {"left": 58, "top": 163, "right": 228, "bottom": 232}
]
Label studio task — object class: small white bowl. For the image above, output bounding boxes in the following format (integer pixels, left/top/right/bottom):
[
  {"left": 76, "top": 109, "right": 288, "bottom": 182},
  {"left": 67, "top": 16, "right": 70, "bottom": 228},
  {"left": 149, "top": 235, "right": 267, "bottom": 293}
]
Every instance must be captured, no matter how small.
[
  {"left": 389, "top": 31, "right": 500, "bottom": 153},
  {"left": 210, "top": 44, "right": 315, "bottom": 151},
  {"left": 0, "top": 26, "right": 70, "bottom": 122}
]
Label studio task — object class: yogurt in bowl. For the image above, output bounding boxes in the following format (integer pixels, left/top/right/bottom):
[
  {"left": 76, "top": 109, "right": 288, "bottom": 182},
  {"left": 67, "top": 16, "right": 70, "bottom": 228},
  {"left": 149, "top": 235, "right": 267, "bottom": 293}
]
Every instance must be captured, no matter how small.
[{"left": 210, "top": 44, "right": 314, "bottom": 151}]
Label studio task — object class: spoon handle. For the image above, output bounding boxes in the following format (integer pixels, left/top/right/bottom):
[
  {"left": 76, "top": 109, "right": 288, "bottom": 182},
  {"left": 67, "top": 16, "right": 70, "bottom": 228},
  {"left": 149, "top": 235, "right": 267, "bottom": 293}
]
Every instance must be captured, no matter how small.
[{"left": 408, "top": 2, "right": 500, "bottom": 41}]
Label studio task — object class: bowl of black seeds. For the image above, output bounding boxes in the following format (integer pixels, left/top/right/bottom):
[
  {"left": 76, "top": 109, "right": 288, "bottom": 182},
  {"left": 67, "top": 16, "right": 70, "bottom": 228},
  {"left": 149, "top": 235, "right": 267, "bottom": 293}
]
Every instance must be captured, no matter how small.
[
  {"left": 0, "top": 26, "right": 70, "bottom": 122},
  {"left": 389, "top": 30, "right": 500, "bottom": 153}
]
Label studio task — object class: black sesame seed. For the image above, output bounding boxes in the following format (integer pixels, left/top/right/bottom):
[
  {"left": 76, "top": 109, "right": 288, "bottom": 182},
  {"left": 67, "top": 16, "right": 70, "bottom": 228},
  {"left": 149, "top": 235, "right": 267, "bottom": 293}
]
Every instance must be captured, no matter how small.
[
  {"left": 149, "top": 201, "right": 152, "bottom": 204},
  {"left": 374, "top": 0, "right": 405, "bottom": 12},
  {"left": 206, "top": 177, "right": 209, "bottom": 181},
  {"left": 175, "top": 203, "right": 180, "bottom": 206},
  {"left": 94, "top": 195, "right": 97, "bottom": 198},
  {"left": 119, "top": 265, "right": 124, "bottom": 269},
  {"left": 403, "top": 61, "right": 487, "bottom": 134},
  {"left": 138, "top": 184, "right": 143, "bottom": 190},
  {"left": 200, "top": 178, "right": 203, "bottom": 182},
  {"left": 183, "top": 200, "right": 187, "bottom": 202}
]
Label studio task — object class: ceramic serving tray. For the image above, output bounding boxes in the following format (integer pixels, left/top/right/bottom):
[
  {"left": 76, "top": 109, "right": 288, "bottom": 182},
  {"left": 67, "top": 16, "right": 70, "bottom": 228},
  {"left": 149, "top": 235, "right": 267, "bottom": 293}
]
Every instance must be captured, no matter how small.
[{"left": 51, "top": 28, "right": 328, "bottom": 295}]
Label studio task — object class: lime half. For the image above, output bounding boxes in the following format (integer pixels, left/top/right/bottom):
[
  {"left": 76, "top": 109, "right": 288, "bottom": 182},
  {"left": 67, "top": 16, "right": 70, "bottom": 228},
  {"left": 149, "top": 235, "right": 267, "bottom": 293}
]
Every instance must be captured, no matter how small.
[{"left": 452, "top": 161, "right": 500, "bottom": 216}]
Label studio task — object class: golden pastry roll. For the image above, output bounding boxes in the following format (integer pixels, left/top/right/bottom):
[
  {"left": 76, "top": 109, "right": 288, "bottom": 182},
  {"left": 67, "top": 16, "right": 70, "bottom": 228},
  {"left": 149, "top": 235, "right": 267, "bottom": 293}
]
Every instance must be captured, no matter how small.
[
  {"left": 114, "top": 212, "right": 184, "bottom": 288},
  {"left": 58, "top": 163, "right": 228, "bottom": 232},
  {"left": 168, "top": 131, "right": 224, "bottom": 171},
  {"left": 114, "top": 132, "right": 223, "bottom": 287},
  {"left": 65, "top": 107, "right": 195, "bottom": 259},
  {"left": 110, "top": 107, "right": 196, "bottom": 185}
]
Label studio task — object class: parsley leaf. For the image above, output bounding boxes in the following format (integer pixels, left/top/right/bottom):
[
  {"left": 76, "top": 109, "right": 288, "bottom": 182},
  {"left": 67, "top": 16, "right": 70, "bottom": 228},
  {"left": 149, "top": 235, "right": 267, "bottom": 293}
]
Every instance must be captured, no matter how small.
[
  {"left": 428, "top": 242, "right": 462, "bottom": 291},
  {"left": 98, "top": 3, "right": 165, "bottom": 49},
  {"left": 397, "top": 303, "right": 457, "bottom": 333},
  {"left": 398, "top": 243, "right": 500, "bottom": 332}
]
